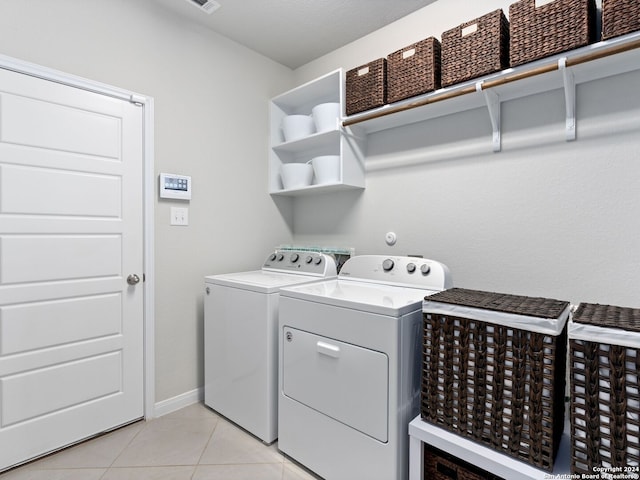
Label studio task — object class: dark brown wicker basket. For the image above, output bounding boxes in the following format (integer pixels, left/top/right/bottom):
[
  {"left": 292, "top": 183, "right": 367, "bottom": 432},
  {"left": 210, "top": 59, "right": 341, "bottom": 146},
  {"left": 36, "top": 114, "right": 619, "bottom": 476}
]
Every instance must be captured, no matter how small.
[
  {"left": 602, "top": 0, "right": 640, "bottom": 40},
  {"left": 509, "top": 0, "right": 597, "bottom": 67},
  {"left": 387, "top": 37, "right": 441, "bottom": 104},
  {"left": 424, "top": 444, "right": 504, "bottom": 480},
  {"left": 441, "top": 9, "right": 509, "bottom": 87},
  {"left": 421, "top": 288, "right": 569, "bottom": 471},
  {"left": 570, "top": 303, "right": 640, "bottom": 475},
  {"left": 345, "top": 58, "right": 387, "bottom": 116}
]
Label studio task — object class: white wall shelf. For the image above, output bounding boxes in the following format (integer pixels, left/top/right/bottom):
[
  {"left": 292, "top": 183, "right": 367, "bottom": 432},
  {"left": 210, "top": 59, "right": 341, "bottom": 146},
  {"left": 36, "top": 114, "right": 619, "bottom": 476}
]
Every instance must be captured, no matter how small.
[
  {"left": 269, "top": 69, "right": 365, "bottom": 197},
  {"left": 270, "top": 33, "right": 640, "bottom": 196},
  {"left": 343, "top": 32, "right": 640, "bottom": 151},
  {"left": 272, "top": 129, "right": 341, "bottom": 155}
]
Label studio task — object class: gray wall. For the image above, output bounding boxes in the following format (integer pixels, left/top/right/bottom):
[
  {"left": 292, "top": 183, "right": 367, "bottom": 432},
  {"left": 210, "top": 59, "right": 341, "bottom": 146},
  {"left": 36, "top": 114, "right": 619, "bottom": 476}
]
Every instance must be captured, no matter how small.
[
  {"left": 292, "top": 0, "right": 640, "bottom": 308},
  {"left": 1, "top": 0, "right": 637, "bottom": 408},
  {"left": 0, "top": 0, "right": 294, "bottom": 403}
]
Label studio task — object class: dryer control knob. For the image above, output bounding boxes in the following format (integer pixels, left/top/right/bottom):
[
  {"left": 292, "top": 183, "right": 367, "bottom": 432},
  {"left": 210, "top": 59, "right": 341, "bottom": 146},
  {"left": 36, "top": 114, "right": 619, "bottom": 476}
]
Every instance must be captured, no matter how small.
[
  {"left": 277, "top": 253, "right": 284, "bottom": 261},
  {"left": 305, "top": 255, "right": 313, "bottom": 264},
  {"left": 290, "top": 253, "right": 299, "bottom": 263},
  {"left": 269, "top": 253, "right": 277, "bottom": 261},
  {"left": 421, "top": 264, "right": 431, "bottom": 275},
  {"left": 407, "top": 263, "right": 416, "bottom": 273},
  {"left": 382, "top": 259, "right": 395, "bottom": 271},
  {"left": 314, "top": 257, "right": 323, "bottom": 265}
]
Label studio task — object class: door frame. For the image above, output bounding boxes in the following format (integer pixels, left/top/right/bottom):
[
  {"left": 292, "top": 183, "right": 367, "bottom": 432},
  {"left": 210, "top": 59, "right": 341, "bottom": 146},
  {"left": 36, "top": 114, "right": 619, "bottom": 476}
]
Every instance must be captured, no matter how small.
[{"left": 0, "top": 53, "right": 156, "bottom": 420}]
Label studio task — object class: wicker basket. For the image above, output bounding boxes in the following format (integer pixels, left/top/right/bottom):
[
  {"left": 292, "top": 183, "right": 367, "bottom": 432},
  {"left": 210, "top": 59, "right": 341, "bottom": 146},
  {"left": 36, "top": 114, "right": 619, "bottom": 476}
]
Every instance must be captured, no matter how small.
[
  {"left": 509, "top": 0, "right": 597, "bottom": 67},
  {"left": 569, "top": 303, "right": 640, "bottom": 475},
  {"left": 421, "top": 288, "right": 569, "bottom": 471},
  {"left": 345, "top": 58, "right": 386, "bottom": 116},
  {"left": 387, "top": 37, "right": 441, "bottom": 104},
  {"left": 441, "top": 9, "right": 509, "bottom": 87},
  {"left": 424, "top": 444, "right": 504, "bottom": 480},
  {"left": 602, "top": 0, "right": 640, "bottom": 40}
]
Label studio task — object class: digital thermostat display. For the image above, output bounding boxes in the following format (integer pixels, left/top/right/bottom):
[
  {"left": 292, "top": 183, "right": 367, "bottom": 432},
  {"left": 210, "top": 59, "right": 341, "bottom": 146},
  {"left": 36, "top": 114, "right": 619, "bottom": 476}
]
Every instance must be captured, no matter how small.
[{"left": 159, "top": 173, "right": 191, "bottom": 200}]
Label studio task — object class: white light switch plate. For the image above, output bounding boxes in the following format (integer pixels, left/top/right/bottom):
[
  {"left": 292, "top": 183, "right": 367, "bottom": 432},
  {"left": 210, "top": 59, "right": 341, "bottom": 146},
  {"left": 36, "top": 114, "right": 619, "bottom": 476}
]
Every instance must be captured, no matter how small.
[{"left": 170, "top": 207, "right": 189, "bottom": 226}]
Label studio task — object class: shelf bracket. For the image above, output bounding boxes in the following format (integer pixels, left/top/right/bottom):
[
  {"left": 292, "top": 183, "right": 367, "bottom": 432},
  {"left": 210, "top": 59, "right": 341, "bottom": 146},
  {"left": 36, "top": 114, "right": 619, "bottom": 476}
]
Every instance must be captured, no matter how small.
[
  {"left": 341, "top": 124, "right": 366, "bottom": 141},
  {"left": 559, "top": 57, "right": 576, "bottom": 142},
  {"left": 477, "top": 81, "right": 501, "bottom": 152}
]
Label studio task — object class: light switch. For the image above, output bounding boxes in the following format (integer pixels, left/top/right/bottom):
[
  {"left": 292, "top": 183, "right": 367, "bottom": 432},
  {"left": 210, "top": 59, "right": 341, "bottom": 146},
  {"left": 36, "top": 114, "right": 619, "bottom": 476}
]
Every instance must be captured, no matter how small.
[{"left": 170, "top": 207, "right": 189, "bottom": 226}]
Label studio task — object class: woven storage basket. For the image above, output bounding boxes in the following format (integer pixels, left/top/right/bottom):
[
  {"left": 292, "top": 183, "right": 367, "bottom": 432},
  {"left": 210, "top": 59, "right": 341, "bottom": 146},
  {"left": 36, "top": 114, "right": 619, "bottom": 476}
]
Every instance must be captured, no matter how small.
[
  {"left": 602, "top": 0, "right": 640, "bottom": 40},
  {"left": 345, "top": 58, "right": 386, "bottom": 116},
  {"left": 441, "top": 9, "right": 509, "bottom": 87},
  {"left": 421, "top": 288, "right": 569, "bottom": 471},
  {"left": 387, "top": 37, "right": 441, "bottom": 104},
  {"left": 509, "top": 0, "right": 597, "bottom": 67},
  {"left": 569, "top": 303, "right": 640, "bottom": 475},
  {"left": 424, "top": 444, "right": 504, "bottom": 480}
]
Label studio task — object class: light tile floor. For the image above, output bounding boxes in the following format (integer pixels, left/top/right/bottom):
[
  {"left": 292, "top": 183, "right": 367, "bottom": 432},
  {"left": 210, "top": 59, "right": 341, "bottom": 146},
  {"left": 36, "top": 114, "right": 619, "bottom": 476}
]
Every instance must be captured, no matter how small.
[{"left": 1, "top": 403, "right": 322, "bottom": 480}]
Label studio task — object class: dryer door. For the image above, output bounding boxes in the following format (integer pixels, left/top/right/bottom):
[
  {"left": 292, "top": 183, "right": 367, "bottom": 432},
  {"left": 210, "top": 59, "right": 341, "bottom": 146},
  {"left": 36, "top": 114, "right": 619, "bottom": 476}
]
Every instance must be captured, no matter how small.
[{"left": 282, "top": 327, "right": 389, "bottom": 442}]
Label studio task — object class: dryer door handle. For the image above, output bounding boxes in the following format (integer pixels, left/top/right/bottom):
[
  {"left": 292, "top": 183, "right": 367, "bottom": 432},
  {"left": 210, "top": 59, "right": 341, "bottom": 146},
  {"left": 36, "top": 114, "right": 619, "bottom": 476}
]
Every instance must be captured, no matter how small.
[{"left": 317, "top": 341, "right": 340, "bottom": 358}]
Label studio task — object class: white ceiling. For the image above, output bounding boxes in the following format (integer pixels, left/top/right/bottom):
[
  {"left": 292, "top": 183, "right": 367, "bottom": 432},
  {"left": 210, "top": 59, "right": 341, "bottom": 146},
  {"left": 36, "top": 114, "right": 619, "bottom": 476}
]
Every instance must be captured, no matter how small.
[{"left": 153, "top": 0, "right": 437, "bottom": 69}]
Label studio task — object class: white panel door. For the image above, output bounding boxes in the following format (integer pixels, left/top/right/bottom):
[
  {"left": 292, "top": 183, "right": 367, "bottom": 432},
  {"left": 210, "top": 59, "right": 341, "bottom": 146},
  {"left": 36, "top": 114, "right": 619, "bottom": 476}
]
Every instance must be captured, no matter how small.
[{"left": 0, "top": 67, "right": 144, "bottom": 471}]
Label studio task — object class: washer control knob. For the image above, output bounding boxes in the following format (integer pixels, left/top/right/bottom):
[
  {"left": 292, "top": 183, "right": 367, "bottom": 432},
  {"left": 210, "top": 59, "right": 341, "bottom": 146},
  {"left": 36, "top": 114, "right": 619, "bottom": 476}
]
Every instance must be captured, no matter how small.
[
  {"left": 269, "top": 253, "right": 277, "bottom": 261},
  {"left": 421, "top": 264, "right": 431, "bottom": 275},
  {"left": 382, "top": 259, "right": 395, "bottom": 271},
  {"left": 290, "top": 253, "right": 299, "bottom": 263},
  {"left": 314, "top": 257, "right": 323, "bottom": 265},
  {"left": 305, "top": 255, "right": 313, "bottom": 264},
  {"left": 407, "top": 263, "right": 416, "bottom": 273},
  {"left": 277, "top": 253, "right": 284, "bottom": 261}
]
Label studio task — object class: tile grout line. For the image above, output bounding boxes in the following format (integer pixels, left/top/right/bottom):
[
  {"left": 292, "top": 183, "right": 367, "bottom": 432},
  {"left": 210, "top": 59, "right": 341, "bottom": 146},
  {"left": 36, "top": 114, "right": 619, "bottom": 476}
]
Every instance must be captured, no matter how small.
[
  {"left": 103, "top": 419, "right": 149, "bottom": 477},
  {"left": 190, "top": 414, "right": 220, "bottom": 479}
]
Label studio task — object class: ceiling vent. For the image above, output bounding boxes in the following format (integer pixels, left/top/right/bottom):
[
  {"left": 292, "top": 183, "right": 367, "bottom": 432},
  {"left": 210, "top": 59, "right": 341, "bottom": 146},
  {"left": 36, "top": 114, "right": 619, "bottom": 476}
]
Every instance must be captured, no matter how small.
[{"left": 185, "top": 0, "right": 221, "bottom": 14}]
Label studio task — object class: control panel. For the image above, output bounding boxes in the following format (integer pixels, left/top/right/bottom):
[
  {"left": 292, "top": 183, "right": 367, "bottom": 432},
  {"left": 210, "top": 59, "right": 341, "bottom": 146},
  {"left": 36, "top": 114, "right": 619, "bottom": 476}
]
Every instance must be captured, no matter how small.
[
  {"left": 159, "top": 173, "right": 192, "bottom": 200},
  {"left": 338, "top": 255, "right": 452, "bottom": 290},
  {"left": 262, "top": 250, "right": 336, "bottom": 277}
]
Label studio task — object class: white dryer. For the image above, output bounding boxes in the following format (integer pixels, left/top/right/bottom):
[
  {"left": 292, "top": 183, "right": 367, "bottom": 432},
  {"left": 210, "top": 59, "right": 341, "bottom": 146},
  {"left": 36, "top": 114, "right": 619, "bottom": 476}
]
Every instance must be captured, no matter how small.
[
  {"left": 204, "top": 249, "right": 337, "bottom": 444},
  {"left": 278, "top": 255, "right": 452, "bottom": 480}
]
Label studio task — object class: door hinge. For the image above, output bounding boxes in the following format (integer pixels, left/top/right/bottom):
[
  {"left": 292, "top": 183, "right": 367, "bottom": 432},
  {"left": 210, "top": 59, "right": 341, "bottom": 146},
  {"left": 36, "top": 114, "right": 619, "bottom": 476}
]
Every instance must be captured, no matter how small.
[{"left": 129, "top": 94, "right": 145, "bottom": 106}]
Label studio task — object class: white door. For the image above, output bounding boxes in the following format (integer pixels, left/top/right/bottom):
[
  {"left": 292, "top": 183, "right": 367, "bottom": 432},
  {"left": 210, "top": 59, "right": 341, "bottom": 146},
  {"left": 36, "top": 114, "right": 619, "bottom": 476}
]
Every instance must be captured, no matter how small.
[
  {"left": 0, "top": 67, "right": 144, "bottom": 471},
  {"left": 282, "top": 327, "right": 389, "bottom": 442}
]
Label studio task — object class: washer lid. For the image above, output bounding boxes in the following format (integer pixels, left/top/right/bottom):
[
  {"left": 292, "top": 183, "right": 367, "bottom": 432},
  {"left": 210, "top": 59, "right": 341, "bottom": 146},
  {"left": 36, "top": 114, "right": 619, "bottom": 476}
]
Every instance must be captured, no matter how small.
[
  {"left": 205, "top": 270, "right": 329, "bottom": 294},
  {"left": 280, "top": 278, "right": 441, "bottom": 316}
]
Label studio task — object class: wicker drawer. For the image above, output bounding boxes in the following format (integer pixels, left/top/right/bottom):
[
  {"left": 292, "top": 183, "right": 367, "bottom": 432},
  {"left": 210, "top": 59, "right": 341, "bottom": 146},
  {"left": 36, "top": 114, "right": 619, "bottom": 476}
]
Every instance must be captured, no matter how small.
[
  {"left": 441, "top": 9, "right": 509, "bottom": 87},
  {"left": 569, "top": 303, "right": 640, "bottom": 476},
  {"left": 509, "top": 0, "right": 596, "bottom": 67},
  {"left": 424, "top": 444, "right": 504, "bottom": 480},
  {"left": 422, "top": 288, "right": 569, "bottom": 471},
  {"left": 602, "top": 0, "right": 640, "bottom": 40},
  {"left": 387, "top": 37, "right": 441, "bottom": 104},
  {"left": 345, "top": 58, "right": 386, "bottom": 116}
]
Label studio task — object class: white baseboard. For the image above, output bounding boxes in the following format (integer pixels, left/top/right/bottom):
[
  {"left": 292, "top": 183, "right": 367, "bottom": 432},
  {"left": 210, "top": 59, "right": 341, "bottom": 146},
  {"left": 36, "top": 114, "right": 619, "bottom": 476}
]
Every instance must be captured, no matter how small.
[{"left": 153, "top": 387, "right": 203, "bottom": 418}]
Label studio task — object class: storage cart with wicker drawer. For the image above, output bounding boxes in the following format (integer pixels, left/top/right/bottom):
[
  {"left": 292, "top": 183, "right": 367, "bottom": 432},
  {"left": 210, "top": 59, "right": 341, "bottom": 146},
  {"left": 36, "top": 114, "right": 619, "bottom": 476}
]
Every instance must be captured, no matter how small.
[
  {"left": 509, "top": 0, "right": 597, "bottom": 67},
  {"left": 569, "top": 302, "right": 640, "bottom": 476},
  {"left": 440, "top": 9, "right": 509, "bottom": 87},
  {"left": 421, "top": 287, "right": 570, "bottom": 471},
  {"left": 345, "top": 58, "right": 386, "bottom": 116},
  {"left": 386, "top": 37, "right": 441, "bottom": 104},
  {"left": 602, "top": 0, "right": 640, "bottom": 40}
]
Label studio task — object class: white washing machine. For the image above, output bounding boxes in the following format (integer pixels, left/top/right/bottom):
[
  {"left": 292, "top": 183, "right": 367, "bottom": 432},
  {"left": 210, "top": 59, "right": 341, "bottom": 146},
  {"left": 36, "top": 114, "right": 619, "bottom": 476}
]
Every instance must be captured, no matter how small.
[
  {"left": 204, "top": 249, "right": 337, "bottom": 444},
  {"left": 278, "top": 255, "right": 452, "bottom": 480}
]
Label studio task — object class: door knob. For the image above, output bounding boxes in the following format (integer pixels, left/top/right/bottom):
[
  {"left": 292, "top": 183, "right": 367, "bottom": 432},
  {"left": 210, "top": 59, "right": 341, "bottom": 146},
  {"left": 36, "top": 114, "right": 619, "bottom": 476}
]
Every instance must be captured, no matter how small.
[{"left": 127, "top": 274, "right": 141, "bottom": 285}]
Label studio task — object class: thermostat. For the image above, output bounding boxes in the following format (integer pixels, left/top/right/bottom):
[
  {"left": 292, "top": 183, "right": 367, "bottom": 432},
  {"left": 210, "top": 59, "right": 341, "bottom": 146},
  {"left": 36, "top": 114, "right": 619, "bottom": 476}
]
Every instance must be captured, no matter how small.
[{"left": 159, "top": 173, "right": 191, "bottom": 200}]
